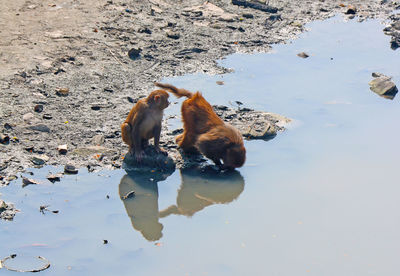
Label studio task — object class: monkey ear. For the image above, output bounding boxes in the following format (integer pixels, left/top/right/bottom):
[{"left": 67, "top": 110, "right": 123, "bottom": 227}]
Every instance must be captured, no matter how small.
[{"left": 154, "top": 95, "right": 160, "bottom": 102}]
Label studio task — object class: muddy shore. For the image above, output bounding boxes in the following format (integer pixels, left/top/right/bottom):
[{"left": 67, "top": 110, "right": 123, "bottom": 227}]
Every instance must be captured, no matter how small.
[{"left": 0, "top": 0, "right": 399, "bottom": 187}]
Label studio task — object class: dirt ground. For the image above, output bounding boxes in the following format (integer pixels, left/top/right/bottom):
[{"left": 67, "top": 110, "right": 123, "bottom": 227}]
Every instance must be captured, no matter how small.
[{"left": 0, "top": 0, "right": 399, "bottom": 187}]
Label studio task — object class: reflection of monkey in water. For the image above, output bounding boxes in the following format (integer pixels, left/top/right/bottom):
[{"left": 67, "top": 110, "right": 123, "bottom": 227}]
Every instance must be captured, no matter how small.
[
  {"left": 119, "top": 172, "right": 171, "bottom": 241},
  {"left": 159, "top": 167, "right": 245, "bottom": 218}
]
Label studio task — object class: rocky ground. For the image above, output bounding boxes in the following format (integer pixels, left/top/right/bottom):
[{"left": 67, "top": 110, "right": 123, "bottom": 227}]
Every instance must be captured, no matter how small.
[{"left": 1, "top": 0, "right": 400, "bottom": 192}]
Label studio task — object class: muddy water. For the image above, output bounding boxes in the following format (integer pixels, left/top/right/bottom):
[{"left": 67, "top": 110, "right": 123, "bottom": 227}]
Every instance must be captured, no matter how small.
[{"left": 1, "top": 16, "right": 400, "bottom": 275}]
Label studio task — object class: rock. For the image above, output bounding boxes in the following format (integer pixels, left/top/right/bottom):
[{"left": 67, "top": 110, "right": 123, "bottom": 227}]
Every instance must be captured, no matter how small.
[
  {"left": 369, "top": 74, "right": 398, "bottom": 100},
  {"left": 123, "top": 146, "right": 176, "bottom": 173},
  {"left": 28, "top": 124, "right": 51, "bottom": 133},
  {"left": 57, "top": 144, "right": 68, "bottom": 154},
  {"left": 128, "top": 48, "right": 141, "bottom": 60},
  {"left": 216, "top": 81, "right": 224, "bottom": 85},
  {"left": 31, "top": 154, "right": 49, "bottom": 166},
  {"left": 166, "top": 31, "right": 180, "bottom": 39},
  {"left": 4, "top": 123, "right": 13, "bottom": 130},
  {"left": 64, "top": 164, "right": 78, "bottom": 174},
  {"left": 0, "top": 134, "right": 10, "bottom": 144},
  {"left": 22, "top": 176, "right": 40, "bottom": 187},
  {"left": 243, "top": 123, "right": 277, "bottom": 140},
  {"left": 46, "top": 173, "right": 63, "bottom": 183},
  {"left": 297, "top": 52, "right": 309, "bottom": 58},
  {"left": 0, "top": 200, "right": 7, "bottom": 210},
  {"left": 345, "top": 5, "right": 357, "bottom": 14},
  {"left": 242, "top": 13, "right": 254, "bottom": 19},
  {"left": 56, "top": 88, "right": 70, "bottom": 96},
  {"left": 43, "top": 114, "right": 53, "bottom": 120},
  {"left": 34, "top": 104, "right": 44, "bottom": 113},
  {"left": 23, "top": 113, "right": 35, "bottom": 123},
  {"left": 0, "top": 200, "right": 16, "bottom": 220},
  {"left": 91, "top": 134, "right": 105, "bottom": 146}
]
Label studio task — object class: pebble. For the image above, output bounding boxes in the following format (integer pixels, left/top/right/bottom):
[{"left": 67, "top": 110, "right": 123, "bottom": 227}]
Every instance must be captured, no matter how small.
[
  {"left": 28, "top": 124, "right": 51, "bottom": 133},
  {"left": 128, "top": 48, "right": 141, "bottom": 60},
  {"left": 166, "top": 31, "right": 180, "bottom": 39},
  {"left": 46, "top": 173, "right": 63, "bottom": 183},
  {"left": 31, "top": 154, "right": 50, "bottom": 166},
  {"left": 345, "top": 5, "right": 357, "bottom": 14},
  {"left": 297, "top": 52, "right": 309, "bottom": 58},
  {"left": 64, "top": 164, "right": 78, "bottom": 174},
  {"left": 0, "top": 134, "right": 10, "bottom": 144},
  {"left": 43, "top": 114, "right": 53, "bottom": 120},
  {"left": 22, "top": 176, "right": 40, "bottom": 187},
  {"left": 369, "top": 73, "right": 398, "bottom": 99},
  {"left": 34, "top": 104, "right": 44, "bottom": 113},
  {"left": 56, "top": 88, "right": 70, "bottom": 96},
  {"left": 57, "top": 144, "right": 68, "bottom": 154}
]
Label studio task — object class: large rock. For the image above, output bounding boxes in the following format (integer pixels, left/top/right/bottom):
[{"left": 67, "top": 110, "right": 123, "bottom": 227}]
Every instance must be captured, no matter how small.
[
  {"left": 369, "top": 73, "right": 398, "bottom": 100},
  {"left": 123, "top": 146, "right": 176, "bottom": 173}
]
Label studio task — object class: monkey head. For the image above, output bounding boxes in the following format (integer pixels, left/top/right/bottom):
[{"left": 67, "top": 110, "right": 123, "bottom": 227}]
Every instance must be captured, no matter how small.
[
  {"left": 222, "top": 144, "right": 246, "bottom": 170},
  {"left": 148, "top": 90, "right": 170, "bottom": 109}
]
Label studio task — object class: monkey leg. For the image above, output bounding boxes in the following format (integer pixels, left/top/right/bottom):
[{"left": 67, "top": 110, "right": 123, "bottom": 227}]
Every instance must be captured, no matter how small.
[
  {"left": 177, "top": 132, "right": 198, "bottom": 154},
  {"left": 121, "top": 122, "right": 134, "bottom": 153}
]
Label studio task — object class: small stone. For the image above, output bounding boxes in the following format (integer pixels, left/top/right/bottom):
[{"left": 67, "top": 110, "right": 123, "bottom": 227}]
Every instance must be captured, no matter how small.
[
  {"left": 4, "top": 123, "right": 13, "bottom": 130},
  {"left": 64, "top": 164, "right": 78, "bottom": 174},
  {"left": 128, "top": 48, "right": 141, "bottom": 60},
  {"left": 125, "top": 8, "right": 133, "bottom": 13},
  {"left": 0, "top": 200, "right": 7, "bottom": 210},
  {"left": 46, "top": 173, "right": 63, "bottom": 183},
  {"left": 56, "top": 88, "right": 69, "bottom": 96},
  {"left": 23, "top": 113, "right": 35, "bottom": 123},
  {"left": 242, "top": 13, "right": 254, "bottom": 18},
  {"left": 369, "top": 74, "right": 398, "bottom": 100},
  {"left": 43, "top": 114, "right": 53, "bottom": 120},
  {"left": 28, "top": 124, "right": 51, "bottom": 133},
  {"left": 22, "top": 176, "right": 40, "bottom": 187},
  {"left": 216, "top": 81, "right": 224, "bottom": 85},
  {"left": 297, "top": 52, "right": 309, "bottom": 58},
  {"left": 91, "top": 135, "right": 105, "bottom": 146},
  {"left": 166, "top": 31, "right": 180, "bottom": 39},
  {"left": 31, "top": 154, "right": 50, "bottom": 166},
  {"left": 345, "top": 5, "right": 357, "bottom": 14},
  {"left": 0, "top": 134, "right": 10, "bottom": 144},
  {"left": 34, "top": 104, "right": 44, "bottom": 113},
  {"left": 57, "top": 144, "right": 68, "bottom": 154}
]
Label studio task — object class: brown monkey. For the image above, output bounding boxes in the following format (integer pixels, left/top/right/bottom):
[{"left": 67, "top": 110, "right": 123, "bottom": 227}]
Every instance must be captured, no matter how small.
[
  {"left": 121, "top": 90, "right": 170, "bottom": 161},
  {"left": 154, "top": 82, "right": 246, "bottom": 169}
]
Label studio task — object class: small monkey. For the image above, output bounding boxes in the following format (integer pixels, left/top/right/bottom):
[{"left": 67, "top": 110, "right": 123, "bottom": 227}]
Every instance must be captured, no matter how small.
[
  {"left": 121, "top": 89, "right": 170, "bottom": 161},
  {"left": 154, "top": 82, "right": 246, "bottom": 169}
]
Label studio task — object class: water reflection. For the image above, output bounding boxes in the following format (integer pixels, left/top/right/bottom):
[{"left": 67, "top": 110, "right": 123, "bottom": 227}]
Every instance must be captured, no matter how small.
[
  {"left": 119, "top": 167, "right": 245, "bottom": 241},
  {"left": 119, "top": 171, "right": 171, "bottom": 241},
  {"left": 159, "top": 167, "right": 244, "bottom": 218}
]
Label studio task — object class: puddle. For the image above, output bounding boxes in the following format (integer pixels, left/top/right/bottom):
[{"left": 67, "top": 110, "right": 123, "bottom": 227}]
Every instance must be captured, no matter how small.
[{"left": 1, "top": 16, "right": 400, "bottom": 275}]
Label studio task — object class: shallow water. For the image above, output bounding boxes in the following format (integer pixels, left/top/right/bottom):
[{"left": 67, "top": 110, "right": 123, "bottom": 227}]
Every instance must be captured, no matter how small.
[{"left": 1, "top": 16, "right": 400, "bottom": 275}]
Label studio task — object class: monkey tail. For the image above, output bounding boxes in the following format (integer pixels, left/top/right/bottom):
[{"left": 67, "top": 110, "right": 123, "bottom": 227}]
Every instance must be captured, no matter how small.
[{"left": 154, "top": 82, "right": 193, "bottom": 98}]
